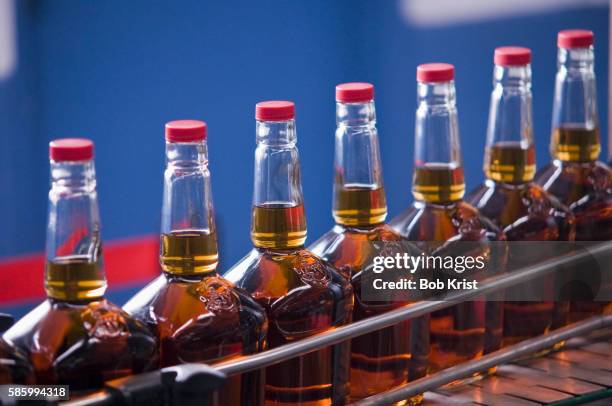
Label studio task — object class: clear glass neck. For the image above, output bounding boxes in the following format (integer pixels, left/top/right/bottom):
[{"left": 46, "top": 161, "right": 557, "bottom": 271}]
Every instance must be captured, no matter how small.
[
  {"left": 45, "top": 160, "right": 106, "bottom": 300},
  {"left": 553, "top": 46, "right": 598, "bottom": 130},
  {"left": 483, "top": 64, "right": 536, "bottom": 183},
  {"left": 413, "top": 81, "right": 465, "bottom": 203},
  {"left": 414, "top": 81, "right": 462, "bottom": 167},
  {"left": 251, "top": 119, "right": 307, "bottom": 249},
  {"left": 253, "top": 119, "right": 303, "bottom": 207},
  {"left": 333, "top": 101, "right": 387, "bottom": 226},
  {"left": 487, "top": 64, "right": 533, "bottom": 148},
  {"left": 550, "top": 46, "right": 600, "bottom": 162},
  {"left": 160, "top": 140, "right": 218, "bottom": 275},
  {"left": 161, "top": 141, "right": 214, "bottom": 234},
  {"left": 47, "top": 160, "right": 100, "bottom": 261}
]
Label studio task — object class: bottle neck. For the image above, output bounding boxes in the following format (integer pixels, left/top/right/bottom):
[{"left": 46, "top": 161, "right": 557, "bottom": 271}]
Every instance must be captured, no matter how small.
[
  {"left": 412, "top": 81, "right": 465, "bottom": 203},
  {"left": 251, "top": 119, "right": 307, "bottom": 249},
  {"left": 484, "top": 64, "right": 536, "bottom": 183},
  {"left": 45, "top": 160, "right": 106, "bottom": 301},
  {"left": 333, "top": 100, "right": 387, "bottom": 226},
  {"left": 551, "top": 46, "right": 600, "bottom": 162},
  {"left": 160, "top": 141, "right": 218, "bottom": 275}
]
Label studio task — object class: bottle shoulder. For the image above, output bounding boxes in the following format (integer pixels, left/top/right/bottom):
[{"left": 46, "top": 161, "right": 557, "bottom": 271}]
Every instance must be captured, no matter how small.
[
  {"left": 123, "top": 273, "right": 267, "bottom": 332},
  {"left": 390, "top": 200, "right": 502, "bottom": 242},
  {"left": 309, "top": 223, "right": 420, "bottom": 280},
  {"left": 224, "top": 247, "right": 352, "bottom": 303},
  {"left": 535, "top": 160, "right": 612, "bottom": 205},
  {"left": 4, "top": 299, "right": 158, "bottom": 375}
]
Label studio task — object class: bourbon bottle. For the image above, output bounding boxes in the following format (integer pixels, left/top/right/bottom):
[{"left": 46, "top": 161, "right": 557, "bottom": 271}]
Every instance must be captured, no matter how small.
[
  {"left": 390, "top": 64, "right": 503, "bottom": 372},
  {"left": 466, "top": 47, "right": 575, "bottom": 346},
  {"left": 534, "top": 30, "right": 612, "bottom": 321},
  {"left": 309, "top": 83, "right": 424, "bottom": 404},
  {"left": 4, "top": 139, "right": 158, "bottom": 391},
  {"left": 225, "top": 101, "right": 354, "bottom": 406},
  {"left": 123, "top": 121, "right": 267, "bottom": 405}
]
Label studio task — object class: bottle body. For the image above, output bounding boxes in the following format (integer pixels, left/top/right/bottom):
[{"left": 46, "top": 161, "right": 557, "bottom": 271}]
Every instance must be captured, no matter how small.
[
  {"left": 4, "top": 140, "right": 158, "bottom": 390},
  {"left": 467, "top": 181, "right": 575, "bottom": 344},
  {"left": 535, "top": 32, "right": 612, "bottom": 321},
  {"left": 392, "top": 67, "right": 503, "bottom": 373},
  {"left": 226, "top": 247, "right": 353, "bottom": 405},
  {"left": 309, "top": 86, "right": 425, "bottom": 404},
  {"left": 310, "top": 224, "right": 425, "bottom": 404},
  {"left": 467, "top": 48, "right": 576, "bottom": 346},
  {"left": 123, "top": 122, "right": 267, "bottom": 406},
  {"left": 5, "top": 299, "right": 157, "bottom": 389},
  {"left": 124, "top": 273, "right": 267, "bottom": 405},
  {"left": 535, "top": 161, "right": 612, "bottom": 320},
  {"left": 226, "top": 103, "right": 353, "bottom": 405},
  {"left": 391, "top": 201, "right": 502, "bottom": 371}
]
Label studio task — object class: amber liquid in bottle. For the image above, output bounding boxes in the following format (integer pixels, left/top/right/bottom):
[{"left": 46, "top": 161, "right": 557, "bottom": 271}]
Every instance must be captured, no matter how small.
[
  {"left": 468, "top": 143, "right": 574, "bottom": 346},
  {"left": 5, "top": 255, "right": 158, "bottom": 391},
  {"left": 551, "top": 127, "right": 601, "bottom": 162},
  {"left": 160, "top": 230, "right": 219, "bottom": 274},
  {"left": 332, "top": 186, "right": 388, "bottom": 226},
  {"left": 45, "top": 255, "right": 106, "bottom": 300},
  {"left": 227, "top": 203, "right": 353, "bottom": 406},
  {"left": 536, "top": 127, "right": 612, "bottom": 321},
  {"left": 484, "top": 142, "right": 536, "bottom": 183},
  {"left": 392, "top": 164, "right": 503, "bottom": 373},
  {"left": 412, "top": 163, "right": 466, "bottom": 203},
  {"left": 251, "top": 203, "right": 307, "bottom": 248},
  {"left": 311, "top": 186, "right": 424, "bottom": 405}
]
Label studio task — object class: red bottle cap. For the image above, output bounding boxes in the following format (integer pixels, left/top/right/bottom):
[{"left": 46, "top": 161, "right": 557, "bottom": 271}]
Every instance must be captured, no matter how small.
[
  {"left": 558, "top": 29, "right": 594, "bottom": 48},
  {"left": 336, "top": 82, "right": 374, "bottom": 102},
  {"left": 255, "top": 101, "right": 295, "bottom": 121},
  {"left": 165, "top": 120, "right": 207, "bottom": 142},
  {"left": 417, "top": 63, "right": 455, "bottom": 83},
  {"left": 494, "top": 46, "right": 531, "bottom": 66},
  {"left": 49, "top": 138, "right": 94, "bottom": 162}
]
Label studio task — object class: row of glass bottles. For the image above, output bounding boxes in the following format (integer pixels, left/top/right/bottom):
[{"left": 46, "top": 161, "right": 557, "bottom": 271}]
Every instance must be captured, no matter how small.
[{"left": 0, "top": 29, "right": 609, "bottom": 406}]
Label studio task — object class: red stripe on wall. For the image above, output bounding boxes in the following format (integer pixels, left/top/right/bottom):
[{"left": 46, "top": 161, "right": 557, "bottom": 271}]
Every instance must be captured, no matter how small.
[{"left": 0, "top": 235, "right": 159, "bottom": 305}]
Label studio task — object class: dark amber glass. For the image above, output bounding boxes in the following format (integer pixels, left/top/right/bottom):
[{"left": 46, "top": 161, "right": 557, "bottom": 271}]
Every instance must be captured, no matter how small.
[
  {"left": 124, "top": 231, "right": 267, "bottom": 406},
  {"left": 391, "top": 200, "right": 503, "bottom": 372},
  {"left": 4, "top": 297, "right": 157, "bottom": 391},
  {"left": 310, "top": 220, "right": 425, "bottom": 405},
  {"left": 225, "top": 242, "right": 353, "bottom": 406},
  {"left": 535, "top": 156, "right": 612, "bottom": 320},
  {"left": 467, "top": 177, "right": 575, "bottom": 345}
]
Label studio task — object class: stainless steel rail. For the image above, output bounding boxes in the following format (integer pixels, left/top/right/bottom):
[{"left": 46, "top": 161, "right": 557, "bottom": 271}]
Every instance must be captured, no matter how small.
[{"left": 353, "top": 313, "right": 612, "bottom": 405}]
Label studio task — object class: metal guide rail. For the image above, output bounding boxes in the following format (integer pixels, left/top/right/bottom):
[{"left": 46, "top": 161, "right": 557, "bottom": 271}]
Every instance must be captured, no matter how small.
[
  {"left": 53, "top": 241, "right": 612, "bottom": 406},
  {"left": 423, "top": 326, "right": 612, "bottom": 405}
]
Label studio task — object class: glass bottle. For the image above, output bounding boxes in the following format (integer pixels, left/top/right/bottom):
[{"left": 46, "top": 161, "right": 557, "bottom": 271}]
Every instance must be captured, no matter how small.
[
  {"left": 225, "top": 101, "right": 354, "bottom": 406},
  {"left": 123, "top": 121, "right": 267, "bottom": 405},
  {"left": 534, "top": 30, "right": 612, "bottom": 321},
  {"left": 390, "top": 64, "right": 504, "bottom": 373},
  {"left": 309, "top": 83, "right": 425, "bottom": 404},
  {"left": 466, "top": 47, "right": 575, "bottom": 346},
  {"left": 4, "top": 139, "right": 158, "bottom": 391}
]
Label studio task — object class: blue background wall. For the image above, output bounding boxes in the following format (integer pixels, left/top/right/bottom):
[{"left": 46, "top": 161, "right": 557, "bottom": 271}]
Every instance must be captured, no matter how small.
[{"left": 0, "top": 0, "right": 609, "bottom": 315}]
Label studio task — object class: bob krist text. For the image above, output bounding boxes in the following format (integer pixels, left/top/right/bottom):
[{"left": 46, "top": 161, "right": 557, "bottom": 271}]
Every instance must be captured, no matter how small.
[{"left": 370, "top": 253, "right": 486, "bottom": 292}]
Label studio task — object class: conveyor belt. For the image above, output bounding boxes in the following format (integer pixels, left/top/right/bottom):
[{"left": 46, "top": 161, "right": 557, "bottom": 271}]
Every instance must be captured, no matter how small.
[{"left": 424, "top": 328, "right": 612, "bottom": 405}]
